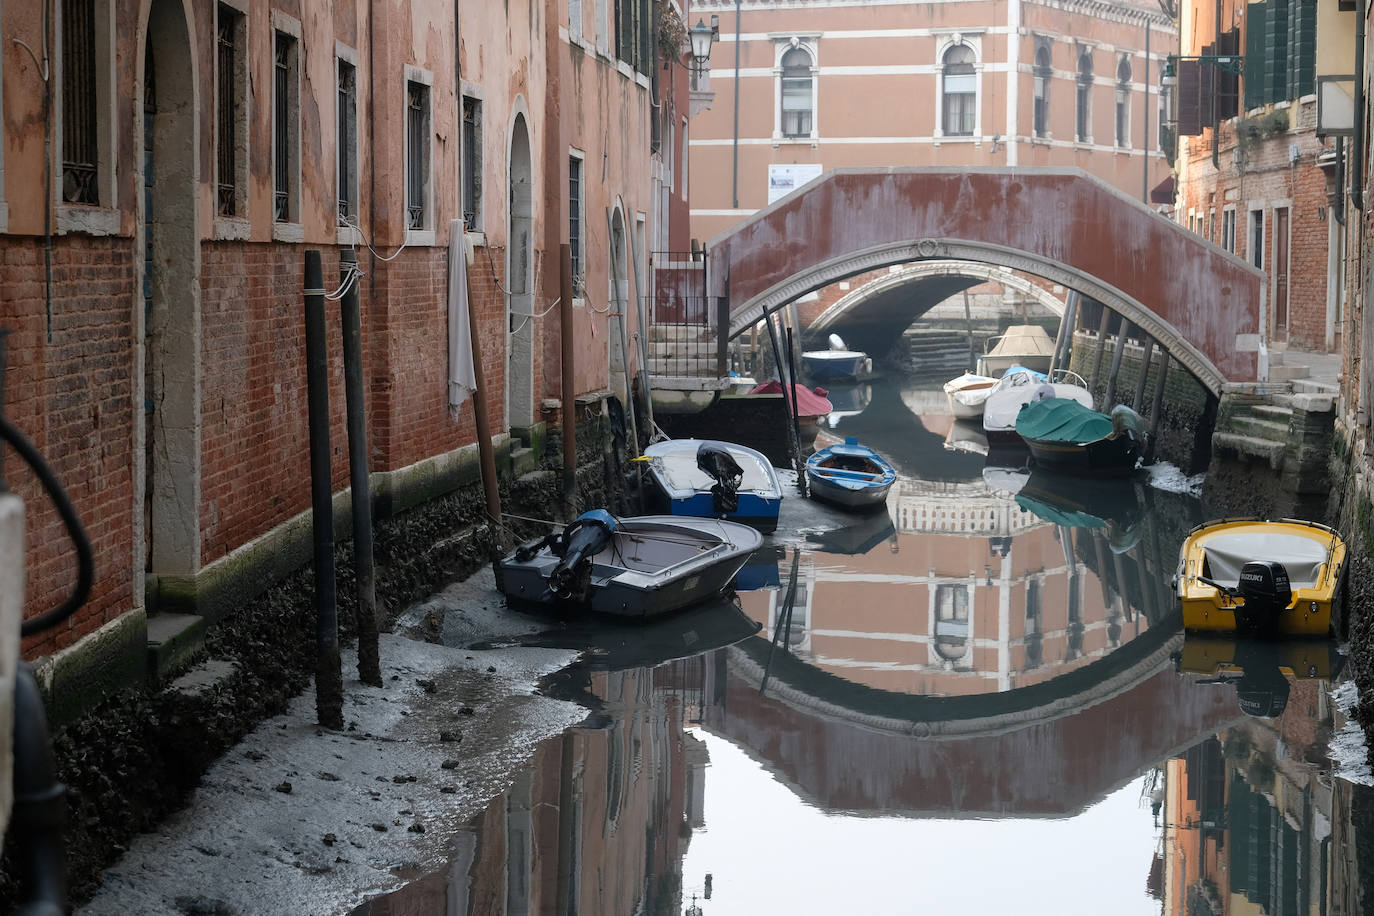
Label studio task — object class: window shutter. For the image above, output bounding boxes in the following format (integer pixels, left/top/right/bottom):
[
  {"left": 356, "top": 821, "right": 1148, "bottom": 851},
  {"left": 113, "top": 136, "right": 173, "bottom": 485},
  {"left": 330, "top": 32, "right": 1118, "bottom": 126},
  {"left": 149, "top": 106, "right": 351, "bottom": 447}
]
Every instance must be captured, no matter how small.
[
  {"left": 1244, "top": 1, "right": 1267, "bottom": 110},
  {"left": 1217, "top": 29, "right": 1240, "bottom": 119},
  {"left": 1263, "top": 0, "right": 1288, "bottom": 104},
  {"left": 1177, "top": 59, "right": 1203, "bottom": 136},
  {"left": 1288, "top": 0, "right": 1316, "bottom": 99}
]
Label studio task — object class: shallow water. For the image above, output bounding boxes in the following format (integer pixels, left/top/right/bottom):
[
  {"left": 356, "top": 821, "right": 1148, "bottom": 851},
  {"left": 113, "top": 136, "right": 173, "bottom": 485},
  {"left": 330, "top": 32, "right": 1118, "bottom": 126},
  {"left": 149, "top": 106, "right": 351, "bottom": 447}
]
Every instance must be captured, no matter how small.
[{"left": 353, "top": 373, "right": 1370, "bottom": 915}]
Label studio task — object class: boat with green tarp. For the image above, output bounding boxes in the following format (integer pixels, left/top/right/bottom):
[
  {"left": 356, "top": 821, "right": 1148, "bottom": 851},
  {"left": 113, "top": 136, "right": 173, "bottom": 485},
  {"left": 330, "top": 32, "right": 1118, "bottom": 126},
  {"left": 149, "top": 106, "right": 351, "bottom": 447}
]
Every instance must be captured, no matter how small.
[{"left": 1014, "top": 398, "right": 1144, "bottom": 476}]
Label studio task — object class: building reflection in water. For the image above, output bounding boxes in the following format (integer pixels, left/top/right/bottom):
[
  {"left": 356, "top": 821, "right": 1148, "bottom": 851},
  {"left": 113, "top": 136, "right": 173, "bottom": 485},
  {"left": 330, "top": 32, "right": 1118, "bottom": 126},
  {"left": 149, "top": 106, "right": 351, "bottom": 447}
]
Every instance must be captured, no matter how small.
[{"left": 1160, "top": 637, "right": 1367, "bottom": 916}]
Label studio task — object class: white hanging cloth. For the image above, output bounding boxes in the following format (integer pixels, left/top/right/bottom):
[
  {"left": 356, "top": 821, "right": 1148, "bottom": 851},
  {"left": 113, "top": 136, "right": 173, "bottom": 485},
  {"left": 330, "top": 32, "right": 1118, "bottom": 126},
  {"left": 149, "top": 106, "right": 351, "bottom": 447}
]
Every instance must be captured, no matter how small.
[{"left": 447, "top": 219, "right": 477, "bottom": 416}]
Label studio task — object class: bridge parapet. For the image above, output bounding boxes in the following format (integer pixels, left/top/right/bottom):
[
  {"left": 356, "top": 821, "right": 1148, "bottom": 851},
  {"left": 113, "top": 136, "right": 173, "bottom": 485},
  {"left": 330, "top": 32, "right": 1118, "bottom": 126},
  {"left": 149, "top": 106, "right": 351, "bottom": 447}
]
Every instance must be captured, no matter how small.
[{"left": 705, "top": 167, "right": 1265, "bottom": 395}]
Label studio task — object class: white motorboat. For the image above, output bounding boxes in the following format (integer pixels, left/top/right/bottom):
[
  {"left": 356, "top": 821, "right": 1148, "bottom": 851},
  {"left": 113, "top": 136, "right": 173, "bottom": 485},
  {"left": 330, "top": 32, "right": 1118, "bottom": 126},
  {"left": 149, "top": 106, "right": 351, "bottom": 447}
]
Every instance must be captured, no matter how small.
[
  {"left": 495, "top": 511, "right": 762, "bottom": 618},
  {"left": 942, "top": 371, "right": 999, "bottom": 418},
  {"left": 640, "top": 439, "right": 783, "bottom": 533},
  {"left": 982, "top": 367, "right": 1093, "bottom": 442}
]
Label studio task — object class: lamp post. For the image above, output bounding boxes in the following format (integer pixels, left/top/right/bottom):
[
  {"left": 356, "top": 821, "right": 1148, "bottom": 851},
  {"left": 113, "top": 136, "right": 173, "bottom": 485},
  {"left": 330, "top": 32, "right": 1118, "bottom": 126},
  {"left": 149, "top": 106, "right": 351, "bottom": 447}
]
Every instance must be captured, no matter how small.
[{"left": 690, "top": 17, "right": 718, "bottom": 74}]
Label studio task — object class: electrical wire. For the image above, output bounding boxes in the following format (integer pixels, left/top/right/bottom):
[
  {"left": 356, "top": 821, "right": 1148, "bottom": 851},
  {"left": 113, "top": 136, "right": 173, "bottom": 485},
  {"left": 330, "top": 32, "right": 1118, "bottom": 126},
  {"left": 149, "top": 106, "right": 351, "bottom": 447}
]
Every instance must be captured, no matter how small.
[{"left": 2, "top": 416, "right": 93, "bottom": 637}]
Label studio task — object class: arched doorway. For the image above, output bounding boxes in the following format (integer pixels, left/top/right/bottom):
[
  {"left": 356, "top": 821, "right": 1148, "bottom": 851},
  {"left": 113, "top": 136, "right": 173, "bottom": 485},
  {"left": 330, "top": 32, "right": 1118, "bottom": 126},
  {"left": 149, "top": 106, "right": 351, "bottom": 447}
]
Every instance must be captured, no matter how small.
[
  {"left": 141, "top": 0, "right": 200, "bottom": 592},
  {"left": 506, "top": 114, "right": 534, "bottom": 430}
]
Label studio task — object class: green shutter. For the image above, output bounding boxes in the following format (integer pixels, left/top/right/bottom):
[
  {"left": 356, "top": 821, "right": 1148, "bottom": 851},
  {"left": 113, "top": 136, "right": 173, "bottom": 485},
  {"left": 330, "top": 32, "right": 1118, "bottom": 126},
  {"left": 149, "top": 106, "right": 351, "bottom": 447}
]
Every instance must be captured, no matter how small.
[
  {"left": 1264, "top": 0, "right": 1288, "bottom": 104},
  {"left": 1244, "top": 2, "right": 1267, "bottom": 110},
  {"left": 1290, "top": 0, "right": 1316, "bottom": 99}
]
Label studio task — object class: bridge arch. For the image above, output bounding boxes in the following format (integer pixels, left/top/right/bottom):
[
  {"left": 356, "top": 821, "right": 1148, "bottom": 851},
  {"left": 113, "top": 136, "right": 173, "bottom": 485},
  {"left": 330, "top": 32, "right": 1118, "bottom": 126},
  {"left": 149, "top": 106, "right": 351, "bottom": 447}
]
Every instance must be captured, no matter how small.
[
  {"left": 808, "top": 260, "right": 1070, "bottom": 338},
  {"left": 707, "top": 167, "right": 1265, "bottom": 396}
]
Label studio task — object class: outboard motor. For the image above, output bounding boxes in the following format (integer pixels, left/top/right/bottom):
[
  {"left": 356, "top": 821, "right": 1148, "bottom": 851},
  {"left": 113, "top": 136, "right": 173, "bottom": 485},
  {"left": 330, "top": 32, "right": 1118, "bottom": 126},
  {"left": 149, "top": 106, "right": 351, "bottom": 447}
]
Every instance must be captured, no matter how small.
[
  {"left": 1235, "top": 560, "right": 1292, "bottom": 636},
  {"left": 548, "top": 509, "right": 617, "bottom": 601},
  {"left": 696, "top": 443, "right": 743, "bottom": 515}
]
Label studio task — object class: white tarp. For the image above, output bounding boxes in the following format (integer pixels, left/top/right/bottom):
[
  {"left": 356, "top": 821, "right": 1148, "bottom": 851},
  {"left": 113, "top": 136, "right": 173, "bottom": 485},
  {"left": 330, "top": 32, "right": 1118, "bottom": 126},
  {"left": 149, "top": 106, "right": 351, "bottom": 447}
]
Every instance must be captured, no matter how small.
[
  {"left": 447, "top": 219, "right": 477, "bottom": 416},
  {"left": 1201, "top": 531, "right": 1331, "bottom": 587}
]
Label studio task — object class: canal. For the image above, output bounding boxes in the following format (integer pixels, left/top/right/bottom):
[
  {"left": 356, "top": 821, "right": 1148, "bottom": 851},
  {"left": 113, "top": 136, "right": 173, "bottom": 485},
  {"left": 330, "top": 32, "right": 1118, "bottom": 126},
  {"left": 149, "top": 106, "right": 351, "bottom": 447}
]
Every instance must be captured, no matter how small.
[{"left": 352, "top": 370, "right": 1373, "bottom": 915}]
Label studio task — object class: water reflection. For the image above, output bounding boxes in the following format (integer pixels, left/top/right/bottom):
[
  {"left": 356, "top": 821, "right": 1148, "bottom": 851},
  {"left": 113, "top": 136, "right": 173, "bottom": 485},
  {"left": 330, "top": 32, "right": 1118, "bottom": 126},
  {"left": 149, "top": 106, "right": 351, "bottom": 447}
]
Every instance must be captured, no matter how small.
[{"left": 353, "top": 374, "right": 1372, "bottom": 915}]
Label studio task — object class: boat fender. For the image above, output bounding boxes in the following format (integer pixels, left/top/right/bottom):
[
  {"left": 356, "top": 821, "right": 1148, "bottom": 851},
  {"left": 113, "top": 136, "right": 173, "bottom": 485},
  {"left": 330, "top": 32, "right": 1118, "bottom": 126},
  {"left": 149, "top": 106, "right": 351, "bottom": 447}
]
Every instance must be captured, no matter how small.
[{"left": 549, "top": 510, "right": 618, "bottom": 599}]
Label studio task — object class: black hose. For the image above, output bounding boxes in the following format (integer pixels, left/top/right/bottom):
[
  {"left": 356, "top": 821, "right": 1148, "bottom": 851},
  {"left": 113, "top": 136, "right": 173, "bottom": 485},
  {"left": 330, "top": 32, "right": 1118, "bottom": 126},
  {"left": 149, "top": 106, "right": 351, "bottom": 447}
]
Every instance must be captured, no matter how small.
[
  {"left": 12, "top": 662, "right": 67, "bottom": 916},
  {"left": 1, "top": 415, "right": 93, "bottom": 637}
]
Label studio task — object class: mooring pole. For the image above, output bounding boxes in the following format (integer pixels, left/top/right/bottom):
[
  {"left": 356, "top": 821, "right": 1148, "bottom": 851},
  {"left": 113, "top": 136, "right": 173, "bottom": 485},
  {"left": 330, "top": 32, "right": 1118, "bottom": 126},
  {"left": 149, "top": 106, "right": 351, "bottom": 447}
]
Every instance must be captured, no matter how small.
[
  {"left": 560, "top": 244, "right": 577, "bottom": 517},
  {"left": 763, "top": 311, "right": 800, "bottom": 487},
  {"left": 1146, "top": 354, "right": 1171, "bottom": 462},
  {"left": 1089, "top": 308, "right": 1112, "bottom": 394},
  {"left": 338, "top": 248, "right": 380, "bottom": 687},
  {"left": 1050, "top": 290, "right": 1079, "bottom": 375},
  {"left": 464, "top": 239, "right": 502, "bottom": 523},
  {"left": 785, "top": 325, "right": 808, "bottom": 494},
  {"left": 1133, "top": 338, "right": 1155, "bottom": 411},
  {"left": 963, "top": 289, "right": 976, "bottom": 372},
  {"left": 304, "top": 250, "right": 343, "bottom": 730},
  {"left": 1103, "top": 321, "right": 1132, "bottom": 407}
]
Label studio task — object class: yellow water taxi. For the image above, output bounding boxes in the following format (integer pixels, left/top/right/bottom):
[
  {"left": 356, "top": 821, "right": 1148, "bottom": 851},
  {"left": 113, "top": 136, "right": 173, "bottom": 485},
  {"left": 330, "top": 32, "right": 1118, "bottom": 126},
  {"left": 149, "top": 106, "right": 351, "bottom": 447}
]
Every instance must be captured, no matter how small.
[{"left": 1175, "top": 518, "right": 1346, "bottom": 637}]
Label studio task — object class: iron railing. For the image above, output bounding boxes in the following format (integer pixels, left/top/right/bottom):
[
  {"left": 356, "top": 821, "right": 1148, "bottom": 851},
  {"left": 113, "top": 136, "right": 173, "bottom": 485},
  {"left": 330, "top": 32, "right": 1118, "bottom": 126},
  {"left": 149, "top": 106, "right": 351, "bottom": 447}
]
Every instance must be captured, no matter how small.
[
  {"left": 216, "top": 6, "right": 238, "bottom": 216},
  {"left": 61, "top": 0, "right": 98, "bottom": 205}
]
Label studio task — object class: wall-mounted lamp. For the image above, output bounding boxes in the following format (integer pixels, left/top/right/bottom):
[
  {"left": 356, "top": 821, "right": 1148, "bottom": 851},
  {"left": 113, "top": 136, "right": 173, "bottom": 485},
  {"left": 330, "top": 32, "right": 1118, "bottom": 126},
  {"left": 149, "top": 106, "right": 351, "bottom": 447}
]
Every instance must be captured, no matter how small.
[{"left": 690, "top": 16, "right": 719, "bottom": 74}]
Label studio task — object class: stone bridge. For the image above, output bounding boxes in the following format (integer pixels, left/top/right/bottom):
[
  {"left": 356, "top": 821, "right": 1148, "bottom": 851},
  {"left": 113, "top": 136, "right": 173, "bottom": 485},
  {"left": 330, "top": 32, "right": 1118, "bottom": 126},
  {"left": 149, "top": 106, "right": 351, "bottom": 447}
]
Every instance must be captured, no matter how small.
[{"left": 704, "top": 167, "right": 1266, "bottom": 395}]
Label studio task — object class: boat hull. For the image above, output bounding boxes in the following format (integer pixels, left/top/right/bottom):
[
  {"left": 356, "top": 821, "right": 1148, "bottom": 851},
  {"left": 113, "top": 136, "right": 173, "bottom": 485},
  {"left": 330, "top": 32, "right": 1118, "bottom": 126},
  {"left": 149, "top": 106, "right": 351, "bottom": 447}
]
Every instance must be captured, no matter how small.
[
  {"left": 804, "top": 439, "right": 898, "bottom": 511},
  {"left": 806, "top": 472, "right": 894, "bottom": 509},
  {"left": 977, "top": 353, "right": 1053, "bottom": 378},
  {"left": 1023, "top": 432, "right": 1141, "bottom": 477},
  {"left": 803, "top": 351, "right": 871, "bottom": 382},
  {"left": 641, "top": 439, "right": 783, "bottom": 533},
  {"left": 496, "top": 516, "right": 763, "bottom": 619},
  {"left": 1175, "top": 518, "right": 1347, "bottom": 637}
]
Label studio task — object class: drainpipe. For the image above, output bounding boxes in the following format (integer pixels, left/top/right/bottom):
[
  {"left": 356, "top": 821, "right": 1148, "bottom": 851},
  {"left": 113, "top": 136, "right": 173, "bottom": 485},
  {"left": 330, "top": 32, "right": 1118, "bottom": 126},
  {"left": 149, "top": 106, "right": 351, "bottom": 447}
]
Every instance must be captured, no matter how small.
[
  {"left": 731, "top": 0, "right": 741, "bottom": 208},
  {"left": 1005, "top": 0, "right": 1020, "bottom": 167},
  {"left": 1143, "top": 25, "right": 1150, "bottom": 203},
  {"left": 1353, "top": 9, "right": 1365, "bottom": 212}
]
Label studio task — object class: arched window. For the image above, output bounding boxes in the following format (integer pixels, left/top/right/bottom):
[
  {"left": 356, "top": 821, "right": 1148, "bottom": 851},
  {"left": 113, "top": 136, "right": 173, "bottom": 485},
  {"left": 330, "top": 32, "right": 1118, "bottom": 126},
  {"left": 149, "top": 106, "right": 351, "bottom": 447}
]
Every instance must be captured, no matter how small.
[
  {"left": 1076, "top": 46, "right": 1093, "bottom": 142},
  {"left": 780, "top": 47, "right": 813, "bottom": 138},
  {"left": 1033, "top": 44, "right": 1052, "bottom": 138},
  {"left": 942, "top": 44, "right": 975, "bottom": 137},
  {"left": 1115, "top": 57, "right": 1132, "bottom": 148}
]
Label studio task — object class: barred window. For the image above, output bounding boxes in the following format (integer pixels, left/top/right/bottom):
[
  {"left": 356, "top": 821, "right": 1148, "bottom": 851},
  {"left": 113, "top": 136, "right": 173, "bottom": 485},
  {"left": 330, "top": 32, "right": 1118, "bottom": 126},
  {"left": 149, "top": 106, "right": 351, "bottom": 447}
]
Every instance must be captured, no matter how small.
[
  {"left": 406, "top": 81, "right": 431, "bottom": 231},
  {"left": 273, "top": 30, "right": 300, "bottom": 223},
  {"left": 62, "top": 0, "right": 99, "bottom": 204},
  {"left": 569, "top": 155, "right": 584, "bottom": 293},
  {"left": 215, "top": 5, "right": 245, "bottom": 216},
  {"left": 462, "top": 96, "right": 483, "bottom": 231},
  {"left": 337, "top": 59, "right": 358, "bottom": 226}
]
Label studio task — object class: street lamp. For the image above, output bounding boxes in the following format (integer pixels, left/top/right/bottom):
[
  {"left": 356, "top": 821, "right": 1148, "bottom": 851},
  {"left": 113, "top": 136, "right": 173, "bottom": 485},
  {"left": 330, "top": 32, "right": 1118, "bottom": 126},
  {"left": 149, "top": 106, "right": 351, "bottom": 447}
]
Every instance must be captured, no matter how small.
[{"left": 690, "top": 16, "right": 718, "bottom": 73}]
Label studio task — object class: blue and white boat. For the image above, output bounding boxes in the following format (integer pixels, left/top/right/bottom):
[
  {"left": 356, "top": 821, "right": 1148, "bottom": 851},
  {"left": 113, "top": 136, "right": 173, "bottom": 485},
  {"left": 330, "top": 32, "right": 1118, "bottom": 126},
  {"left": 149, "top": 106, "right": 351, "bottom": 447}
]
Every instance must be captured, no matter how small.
[
  {"left": 640, "top": 439, "right": 783, "bottom": 533},
  {"left": 805, "top": 436, "right": 897, "bottom": 510}
]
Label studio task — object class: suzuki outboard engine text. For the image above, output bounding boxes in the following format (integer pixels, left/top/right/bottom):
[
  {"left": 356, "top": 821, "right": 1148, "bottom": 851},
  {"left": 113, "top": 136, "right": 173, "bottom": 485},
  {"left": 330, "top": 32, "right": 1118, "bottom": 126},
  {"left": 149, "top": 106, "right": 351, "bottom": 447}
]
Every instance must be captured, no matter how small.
[{"left": 1235, "top": 560, "right": 1292, "bottom": 636}]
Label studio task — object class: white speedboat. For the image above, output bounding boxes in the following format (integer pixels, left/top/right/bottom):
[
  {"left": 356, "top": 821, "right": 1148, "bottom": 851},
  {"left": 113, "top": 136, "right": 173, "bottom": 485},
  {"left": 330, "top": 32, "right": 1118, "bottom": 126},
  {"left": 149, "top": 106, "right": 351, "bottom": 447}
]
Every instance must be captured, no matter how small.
[
  {"left": 495, "top": 511, "right": 762, "bottom": 618},
  {"left": 942, "top": 370, "right": 999, "bottom": 418},
  {"left": 982, "top": 367, "right": 1092, "bottom": 442}
]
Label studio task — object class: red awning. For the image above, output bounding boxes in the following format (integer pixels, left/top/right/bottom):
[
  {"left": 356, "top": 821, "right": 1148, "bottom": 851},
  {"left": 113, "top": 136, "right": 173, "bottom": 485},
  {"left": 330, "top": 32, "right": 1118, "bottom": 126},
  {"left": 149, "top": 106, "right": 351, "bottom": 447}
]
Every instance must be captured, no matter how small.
[{"left": 1149, "top": 175, "right": 1176, "bottom": 205}]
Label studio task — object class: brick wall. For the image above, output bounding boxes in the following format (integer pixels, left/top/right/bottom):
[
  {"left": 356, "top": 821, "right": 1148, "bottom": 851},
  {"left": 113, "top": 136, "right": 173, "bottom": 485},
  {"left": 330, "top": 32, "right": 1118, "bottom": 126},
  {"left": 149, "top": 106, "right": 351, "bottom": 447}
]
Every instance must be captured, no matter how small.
[{"left": 7, "top": 237, "right": 136, "bottom": 657}]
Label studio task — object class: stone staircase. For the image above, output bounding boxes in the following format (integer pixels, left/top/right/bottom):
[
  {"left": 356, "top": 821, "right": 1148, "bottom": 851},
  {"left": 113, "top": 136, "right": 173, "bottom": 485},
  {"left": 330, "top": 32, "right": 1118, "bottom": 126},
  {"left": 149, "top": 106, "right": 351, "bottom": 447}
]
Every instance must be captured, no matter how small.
[
  {"left": 902, "top": 327, "right": 984, "bottom": 377},
  {"left": 1212, "top": 385, "right": 1337, "bottom": 497}
]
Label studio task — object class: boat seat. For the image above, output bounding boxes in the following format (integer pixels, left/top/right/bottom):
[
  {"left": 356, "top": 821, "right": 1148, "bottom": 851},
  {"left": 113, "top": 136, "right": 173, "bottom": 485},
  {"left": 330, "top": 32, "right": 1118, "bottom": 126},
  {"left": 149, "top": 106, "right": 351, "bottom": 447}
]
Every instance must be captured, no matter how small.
[{"left": 1200, "top": 531, "right": 1329, "bottom": 589}]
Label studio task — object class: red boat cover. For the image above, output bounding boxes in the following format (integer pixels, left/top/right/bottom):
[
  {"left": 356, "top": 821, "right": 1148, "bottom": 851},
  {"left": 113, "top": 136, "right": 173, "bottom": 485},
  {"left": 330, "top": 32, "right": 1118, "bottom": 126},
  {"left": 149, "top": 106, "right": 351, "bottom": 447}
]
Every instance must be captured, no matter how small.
[{"left": 748, "top": 381, "right": 834, "bottom": 417}]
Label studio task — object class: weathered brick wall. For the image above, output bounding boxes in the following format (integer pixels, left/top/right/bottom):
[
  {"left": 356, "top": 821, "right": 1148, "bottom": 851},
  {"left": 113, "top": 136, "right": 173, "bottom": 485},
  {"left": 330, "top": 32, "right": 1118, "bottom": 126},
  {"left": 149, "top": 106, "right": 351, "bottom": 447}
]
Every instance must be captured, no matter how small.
[
  {"left": 6, "top": 237, "right": 136, "bottom": 657},
  {"left": 200, "top": 243, "right": 352, "bottom": 564}
]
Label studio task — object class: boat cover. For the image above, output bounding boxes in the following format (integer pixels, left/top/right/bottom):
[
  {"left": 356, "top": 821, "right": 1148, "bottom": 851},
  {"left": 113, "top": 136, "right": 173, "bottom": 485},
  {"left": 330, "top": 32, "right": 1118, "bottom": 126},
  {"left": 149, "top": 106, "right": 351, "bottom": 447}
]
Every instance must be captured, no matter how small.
[
  {"left": 985, "top": 326, "right": 1056, "bottom": 359},
  {"left": 747, "top": 380, "right": 834, "bottom": 417},
  {"left": 647, "top": 440, "right": 779, "bottom": 494},
  {"left": 1016, "top": 398, "right": 1113, "bottom": 443},
  {"left": 1201, "top": 531, "right": 1330, "bottom": 587},
  {"left": 984, "top": 380, "right": 1092, "bottom": 433}
]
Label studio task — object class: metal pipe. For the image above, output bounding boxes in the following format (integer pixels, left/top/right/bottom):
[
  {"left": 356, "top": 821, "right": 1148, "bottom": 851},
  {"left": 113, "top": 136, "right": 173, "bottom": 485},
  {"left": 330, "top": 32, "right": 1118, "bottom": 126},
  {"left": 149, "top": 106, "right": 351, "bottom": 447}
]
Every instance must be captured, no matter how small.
[
  {"left": 12, "top": 662, "right": 66, "bottom": 916},
  {"left": 963, "top": 290, "right": 976, "bottom": 371},
  {"left": 338, "top": 248, "right": 379, "bottom": 687},
  {"left": 465, "top": 243, "right": 503, "bottom": 522},
  {"left": 1355, "top": 11, "right": 1366, "bottom": 212},
  {"left": 1143, "top": 25, "right": 1150, "bottom": 204},
  {"left": 304, "top": 250, "right": 342, "bottom": 730},
  {"left": 731, "top": 0, "right": 741, "bottom": 208},
  {"left": 560, "top": 244, "right": 577, "bottom": 517}
]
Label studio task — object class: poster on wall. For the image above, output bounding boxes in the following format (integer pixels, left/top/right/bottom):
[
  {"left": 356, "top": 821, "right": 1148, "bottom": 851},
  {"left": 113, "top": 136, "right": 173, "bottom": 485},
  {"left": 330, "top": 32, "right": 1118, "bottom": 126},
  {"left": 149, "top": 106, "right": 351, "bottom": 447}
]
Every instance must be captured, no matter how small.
[{"left": 768, "top": 164, "right": 824, "bottom": 204}]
